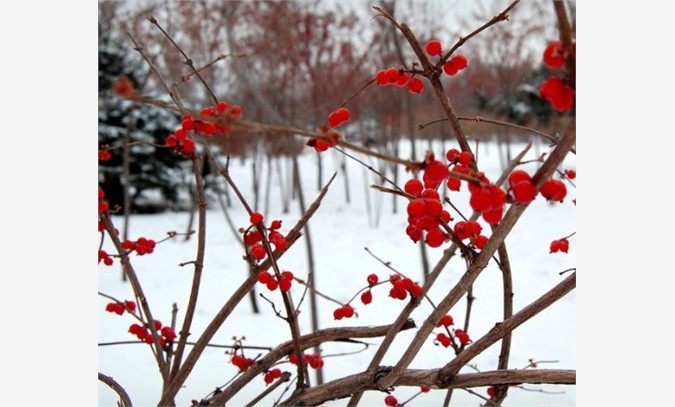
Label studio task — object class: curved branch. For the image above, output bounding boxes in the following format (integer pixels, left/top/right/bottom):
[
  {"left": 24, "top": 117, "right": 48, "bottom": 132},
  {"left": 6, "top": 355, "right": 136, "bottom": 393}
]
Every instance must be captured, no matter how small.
[
  {"left": 280, "top": 368, "right": 574, "bottom": 405},
  {"left": 208, "top": 320, "right": 417, "bottom": 406},
  {"left": 99, "top": 372, "right": 133, "bottom": 407}
]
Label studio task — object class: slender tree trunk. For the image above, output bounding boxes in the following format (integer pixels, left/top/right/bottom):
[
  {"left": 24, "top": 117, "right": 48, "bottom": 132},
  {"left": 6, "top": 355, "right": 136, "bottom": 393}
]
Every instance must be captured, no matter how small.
[
  {"left": 292, "top": 154, "right": 323, "bottom": 385},
  {"left": 120, "top": 114, "right": 134, "bottom": 281}
]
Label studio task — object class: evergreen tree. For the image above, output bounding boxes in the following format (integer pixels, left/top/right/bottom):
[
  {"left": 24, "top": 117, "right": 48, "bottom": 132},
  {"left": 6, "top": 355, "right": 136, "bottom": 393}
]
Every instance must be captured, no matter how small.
[{"left": 98, "top": 17, "right": 191, "bottom": 213}]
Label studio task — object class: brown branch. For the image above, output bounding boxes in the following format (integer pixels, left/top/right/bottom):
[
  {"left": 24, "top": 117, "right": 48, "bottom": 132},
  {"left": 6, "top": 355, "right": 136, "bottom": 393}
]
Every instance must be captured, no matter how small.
[
  {"left": 439, "top": 272, "right": 575, "bottom": 379},
  {"left": 99, "top": 213, "right": 168, "bottom": 380},
  {"left": 207, "top": 320, "right": 417, "bottom": 406},
  {"left": 373, "top": 121, "right": 576, "bottom": 391},
  {"left": 553, "top": 0, "right": 575, "bottom": 89},
  {"left": 169, "top": 153, "right": 208, "bottom": 382},
  {"left": 99, "top": 372, "right": 133, "bottom": 407},
  {"left": 180, "top": 53, "right": 249, "bottom": 82},
  {"left": 280, "top": 368, "right": 574, "bottom": 405},
  {"left": 442, "top": 1, "right": 521, "bottom": 62},
  {"left": 419, "top": 115, "right": 576, "bottom": 155},
  {"left": 245, "top": 371, "right": 292, "bottom": 407},
  {"left": 158, "top": 171, "right": 337, "bottom": 405},
  {"left": 148, "top": 16, "right": 219, "bottom": 105},
  {"left": 126, "top": 33, "right": 185, "bottom": 113}
]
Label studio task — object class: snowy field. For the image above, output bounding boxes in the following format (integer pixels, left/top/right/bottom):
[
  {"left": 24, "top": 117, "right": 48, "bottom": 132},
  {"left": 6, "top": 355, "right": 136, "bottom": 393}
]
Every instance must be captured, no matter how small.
[{"left": 98, "top": 138, "right": 576, "bottom": 407}]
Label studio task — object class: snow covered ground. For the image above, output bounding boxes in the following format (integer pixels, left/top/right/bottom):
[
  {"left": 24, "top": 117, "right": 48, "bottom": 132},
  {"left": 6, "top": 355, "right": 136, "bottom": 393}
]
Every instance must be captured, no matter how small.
[{"left": 98, "top": 138, "right": 575, "bottom": 406}]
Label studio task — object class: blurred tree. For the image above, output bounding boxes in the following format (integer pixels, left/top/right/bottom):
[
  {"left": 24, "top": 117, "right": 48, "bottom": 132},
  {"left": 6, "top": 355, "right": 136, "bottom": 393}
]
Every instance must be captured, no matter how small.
[{"left": 98, "top": 9, "right": 192, "bottom": 213}]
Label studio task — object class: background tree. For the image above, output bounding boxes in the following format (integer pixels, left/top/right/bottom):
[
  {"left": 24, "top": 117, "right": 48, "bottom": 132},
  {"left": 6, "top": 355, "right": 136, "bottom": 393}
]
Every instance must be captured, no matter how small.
[{"left": 99, "top": 6, "right": 193, "bottom": 213}]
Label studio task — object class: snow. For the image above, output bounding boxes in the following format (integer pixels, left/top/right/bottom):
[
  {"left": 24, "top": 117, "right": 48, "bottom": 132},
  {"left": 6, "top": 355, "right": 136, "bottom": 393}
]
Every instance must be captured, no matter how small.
[{"left": 98, "top": 138, "right": 575, "bottom": 406}]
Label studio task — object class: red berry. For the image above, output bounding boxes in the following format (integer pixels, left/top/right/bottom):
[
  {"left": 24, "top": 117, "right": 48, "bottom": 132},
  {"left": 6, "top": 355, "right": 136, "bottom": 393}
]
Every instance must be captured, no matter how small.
[
  {"left": 161, "top": 326, "right": 176, "bottom": 341},
  {"left": 474, "top": 235, "right": 488, "bottom": 250},
  {"left": 421, "top": 385, "right": 431, "bottom": 393},
  {"left": 250, "top": 212, "right": 264, "bottom": 226},
  {"left": 539, "top": 76, "right": 574, "bottom": 112},
  {"left": 333, "top": 307, "right": 345, "bottom": 320},
  {"left": 425, "top": 160, "right": 448, "bottom": 183},
  {"left": 482, "top": 207, "right": 503, "bottom": 225},
  {"left": 375, "top": 69, "right": 388, "bottom": 85},
  {"left": 446, "top": 177, "right": 461, "bottom": 191},
  {"left": 450, "top": 54, "right": 468, "bottom": 70},
  {"left": 455, "top": 329, "right": 470, "bottom": 345},
  {"left": 244, "top": 230, "right": 262, "bottom": 246},
  {"left": 425, "top": 228, "right": 446, "bottom": 248},
  {"left": 507, "top": 169, "right": 532, "bottom": 187},
  {"left": 487, "top": 386, "right": 496, "bottom": 397},
  {"left": 395, "top": 72, "right": 409, "bottom": 87},
  {"left": 436, "top": 333, "right": 452, "bottom": 347},
  {"left": 437, "top": 314, "right": 454, "bottom": 327},
  {"left": 264, "top": 372, "right": 274, "bottom": 384},
  {"left": 385, "top": 68, "right": 400, "bottom": 83},
  {"left": 361, "top": 290, "right": 373, "bottom": 305},
  {"left": 266, "top": 279, "right": 279, "bottom": 291},
  {"left": 328, "top": 107, "right": 351, "bottom": 128},
  {"left": 407, "top": 77, "right": 424, "bottom": 94},
  {"left": 342, "top": 304, "right": 354, "bottom": 318},
  {"left": 443, "top": 55, "right": 468, "bottom": 76},
  {"left": 407, "top": 198, "right": 427, "bottom": 218},
  {"left": 279, "top": 278, "right": 292, "bottom": 292},
  {"left": 251, "top": 244, "right": 267, "bottom": 260},
  {"left": 469, "top": 188, "right": 492, "bottom": 213},
  {"left": 559, "top": 238, "right": 570, "bottom": 253},
  {"left": 404, "top": 179, "right": 424, "bottom": 196},
  {"left": 367, "top": 273, "right": 379, "bottom": 286},
  {"left": 425, "top": 40, "right": 442, "bottom": 56},
  {"left": 511, "top": 181, "right": 537, "bottom": 204},
  {"left": 125, "top": 300, "right": 136, "bottom": 312},
  {"left": 543, "top": 41, "right": 566, "bottom": 69},
  {"left": 446, "top": 148, "right": 460, "bottom": 162},
  {"left": 216, "top": 101, "right": 229, "bottom": 113},
  {"left": 458, "top": 151, "right": 473, "bottom": 166},
  {"left": 540, "top": 179, "right": 567, "bottom": 202},
  {"left": 384, "top": 395, "right": 398, "bottom": 407},
  {"left": 257, "top": 271, "right": 273, "bottom": 284},
  {"left": 565, "top": 169, "right": 576, "bottom": 179}
]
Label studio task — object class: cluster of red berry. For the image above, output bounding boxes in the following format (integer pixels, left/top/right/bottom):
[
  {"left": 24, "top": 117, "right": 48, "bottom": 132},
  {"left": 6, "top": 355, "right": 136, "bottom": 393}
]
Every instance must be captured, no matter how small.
[
  {"left": 288, "top": 352, "right": 324, "bottom": 369},
  {"left": 404, "top": 179, "right": 453, "bottom": 248},
  {"left": 333, "top": 304, "right": 355, "bottom": 320},
  {"left": 549, "top": 238, "right": 570, "bottom": 253},
  {"left": 257, "top": 270, "right": 294, "bottom": 292},
  {"left": 128, "top": 320, "right": 176, "bottom": 346},
  {"left": 99, "top": 187, "right": 109, "bottom": 213},
  {"left": 387, "top": 274, "right": 423, "bottom": 300},
  {"left": 375, "top": 67, "right": 426, "bottom": 94},
  {"left": 328, "top": 107, "right": 351, "bottom": 128},
  {"left": 263, "top": 368, "right": 283, "bottom": 385},
  {"left": 122, "top": 237, "right": 157, "bottom": 256},
  {"left": 99, "top": 249, "right": 114, "bottom": 266},
  {"left": 539, "top": 40, "right": 574, "bottom": 111},
  {"left": 425, "top": 40, "right": 469, "bottom": 77},
  {"left": 166, "top": 100, "right": 243, "bottom": 156},
  {"left": 231, "top": 353, "right": 256, "bottom": 372},
  {"left": 104, "top": 300, "right": 136, "bottom": 315},
  {"left": 307, "top": 107, "right": 351, "bottom": 153},
  {"left": 243, "top": 212, "right": 288, "bottom": 262}
]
